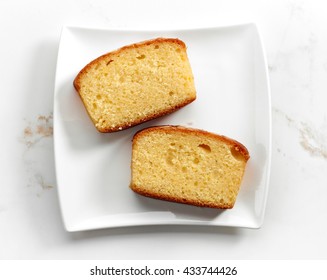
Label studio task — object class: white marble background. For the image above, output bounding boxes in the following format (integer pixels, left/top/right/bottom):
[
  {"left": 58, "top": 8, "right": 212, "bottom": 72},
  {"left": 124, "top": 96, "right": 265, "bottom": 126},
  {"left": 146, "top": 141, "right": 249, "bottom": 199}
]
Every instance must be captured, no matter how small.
[{"left": 0, "top": 0, "right": 326, "bottom": 259}]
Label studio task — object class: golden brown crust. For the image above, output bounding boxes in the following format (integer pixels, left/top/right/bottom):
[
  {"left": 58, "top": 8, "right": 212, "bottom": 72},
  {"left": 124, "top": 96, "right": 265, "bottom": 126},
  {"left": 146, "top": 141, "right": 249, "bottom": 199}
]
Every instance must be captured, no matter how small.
[
  {"left": 73, "top": 38, "right": 186, "bottom": 92},
  {"left": 130, "top": 183, "right": 233, "bottom": 209},
  {"left": 132, "top": 125, "right": 250, "bottom": 161},
  {"left": 96, "top": 97, "right": 196, "bottom": 133}
]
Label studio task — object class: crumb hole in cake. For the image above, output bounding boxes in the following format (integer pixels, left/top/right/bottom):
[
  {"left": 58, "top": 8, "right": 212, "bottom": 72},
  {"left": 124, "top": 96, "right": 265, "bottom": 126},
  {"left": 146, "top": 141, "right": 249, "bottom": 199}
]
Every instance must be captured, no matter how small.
[
  {"left": 170, "top": 142, "right": 176, "bottom": 146},
  {"left": 230, "top": 146, "right": 243, "bottom": 161},
  {"left": 166, "top": 149, "right": 176, "bottom": 165},
  {"left": 154, "top": 45, "right": 159, "bottom": 49},
  {"left": 119, "top": 76, "right": 125, "bottom": 82},
  {"left": 194, "top": 181, "right": 198, "bottom": 186},
  {"left": 96, "top": 94, "right": 102, "bottom": 100},
  {"left": 176, "top": 48, "right": 181, "bottom": 53},
  {"left": 98, "top": 119, "right": 106, "bottom": 126},
  {"left": 198, "top": 144, "right": 211, "bottom": 153},
  {"left": 168, "top": 91, "right": 174, "bottom": 96},
  {"left": 182, "top": 166, "right": 187, "bottom": 172},
  {"left": 193, "top": 157, "right": 200, "bottom": 164},
  {"left": 106, "top": 59, "right": 114, "bottom": 65},
  {"left": 92, "top": 103, "right": 97, "bottom": 109},
  {"left": 219, "top": 198, "right": 224, "bottom": 203},
  {"left": 166, "top": 155, "right": 174, "bottom": 165},
  {"left": 136, "top": 54, "right": 146, "bottom": 59}
]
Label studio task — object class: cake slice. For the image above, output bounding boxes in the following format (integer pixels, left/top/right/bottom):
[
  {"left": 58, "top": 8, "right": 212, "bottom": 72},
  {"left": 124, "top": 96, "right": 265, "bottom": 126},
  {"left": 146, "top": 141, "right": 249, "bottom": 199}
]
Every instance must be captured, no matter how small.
[
  {"left": 73, "top": 38, "right": 196, "bottom": 132},
  {"left": 130, "top": 126, "right": 250, "bottom": 209}
]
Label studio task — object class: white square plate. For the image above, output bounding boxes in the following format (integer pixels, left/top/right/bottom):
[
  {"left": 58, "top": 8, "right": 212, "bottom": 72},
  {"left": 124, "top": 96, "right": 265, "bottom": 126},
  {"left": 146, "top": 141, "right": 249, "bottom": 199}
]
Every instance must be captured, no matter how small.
[{"left": 54, "top": 24, "right": 271, "bottom": 232}]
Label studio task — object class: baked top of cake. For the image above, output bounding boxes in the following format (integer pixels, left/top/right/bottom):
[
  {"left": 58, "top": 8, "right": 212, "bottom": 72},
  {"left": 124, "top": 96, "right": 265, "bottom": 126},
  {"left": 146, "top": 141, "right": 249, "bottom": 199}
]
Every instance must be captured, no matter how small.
[
  {"left": 74, "top": 38, "right": 196, "bottom": 132},
  {"left": 130, "top": 126, "right": 250, "bottom": 209}
]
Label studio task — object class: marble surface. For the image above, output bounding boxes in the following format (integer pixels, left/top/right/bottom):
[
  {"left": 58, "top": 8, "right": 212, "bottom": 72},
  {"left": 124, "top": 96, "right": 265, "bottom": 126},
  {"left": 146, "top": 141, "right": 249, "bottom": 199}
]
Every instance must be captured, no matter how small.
[{"left": 0, "top": 0, "right": 326, "bottom": 259}]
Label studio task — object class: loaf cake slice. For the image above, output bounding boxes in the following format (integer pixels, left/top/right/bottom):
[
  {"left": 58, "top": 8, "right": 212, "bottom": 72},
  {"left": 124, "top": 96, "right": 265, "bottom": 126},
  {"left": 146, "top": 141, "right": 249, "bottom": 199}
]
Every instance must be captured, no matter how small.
[
  {"left": 130, "top": 126, "right": 250, "bottom": 209},
  {"left": 73, "top": 38, "right": 196, "bottom": 132}
]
